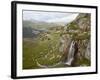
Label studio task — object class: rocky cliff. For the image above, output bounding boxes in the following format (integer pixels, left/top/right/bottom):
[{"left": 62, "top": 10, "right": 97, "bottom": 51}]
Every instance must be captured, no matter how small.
[{"left": 63, "top": 13, "right": 91, "bottom": 66}]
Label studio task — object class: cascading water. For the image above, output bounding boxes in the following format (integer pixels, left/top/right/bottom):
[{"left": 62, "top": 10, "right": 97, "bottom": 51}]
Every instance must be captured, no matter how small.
[
  {"left": 85, "top": 41, "right": 90, "bottom": 60},
  {"left": 36, "top": 40, "right": 77, "bottom": 68},
  {"left": 64, "top": 41, "right": 75, "bottom": 65}
]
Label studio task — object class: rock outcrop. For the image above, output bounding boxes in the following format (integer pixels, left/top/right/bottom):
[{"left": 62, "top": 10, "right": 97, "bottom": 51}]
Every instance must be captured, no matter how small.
[{"left": 62, "top": 13, "right": 91, "bottom": 66}]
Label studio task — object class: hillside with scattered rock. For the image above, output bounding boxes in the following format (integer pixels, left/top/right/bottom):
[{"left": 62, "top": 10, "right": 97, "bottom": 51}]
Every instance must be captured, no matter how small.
[
  {"left": 63, "top": 13, "right": 91, "bottom": 66},
  {"left": 23, "top": 13, "right": 91, "bottom": 69}
]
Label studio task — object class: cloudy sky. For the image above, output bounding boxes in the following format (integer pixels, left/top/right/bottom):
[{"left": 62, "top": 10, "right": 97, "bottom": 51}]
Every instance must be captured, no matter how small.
[{"left": 23, "top": 10, "right": 79, "bottom": 23}]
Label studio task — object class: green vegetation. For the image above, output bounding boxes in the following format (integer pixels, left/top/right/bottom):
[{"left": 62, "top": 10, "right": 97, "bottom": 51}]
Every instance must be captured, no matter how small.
[
  {"left": 23, "top": 13, "right": 91, "bottom": 69},
  {"left": 23, "top": 31, "right": 64, "bottom": 69},
  {"left": 65, "top": 13, "right": 91, "bottom": 66}
]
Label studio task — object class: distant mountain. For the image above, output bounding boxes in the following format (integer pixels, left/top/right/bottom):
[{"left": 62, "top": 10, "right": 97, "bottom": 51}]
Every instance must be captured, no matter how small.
[
  {"left": 23, "top": 19, "right": 69, "bottom": 38},
  {"left": 23, "top": 20, "right": 61, "bottom": 30},
  {"left": 23, "top": 26, "right": 46, "bottom": 38}
]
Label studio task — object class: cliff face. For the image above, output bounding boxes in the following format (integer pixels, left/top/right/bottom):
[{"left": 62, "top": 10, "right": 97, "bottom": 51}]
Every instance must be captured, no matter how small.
[
  {"left": 76, "top": 13, "right": 91, "bottom": 60},
  {"left": 64, "top": 13, "right": 91, "bottom": 66},
  {"left": 75, "top": 13, "right": 90, "bottom": 31}
]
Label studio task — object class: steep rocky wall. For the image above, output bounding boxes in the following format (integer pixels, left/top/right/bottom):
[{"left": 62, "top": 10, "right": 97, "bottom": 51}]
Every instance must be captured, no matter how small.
[{"left": 64, "top": 13, "right": 91, "bottom": 66}]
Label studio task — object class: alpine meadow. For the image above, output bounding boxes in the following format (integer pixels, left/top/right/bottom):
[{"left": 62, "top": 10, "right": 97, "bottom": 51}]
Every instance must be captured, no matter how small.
[{"left": 22, "top": 11, "right": 91, "bottom": 69}]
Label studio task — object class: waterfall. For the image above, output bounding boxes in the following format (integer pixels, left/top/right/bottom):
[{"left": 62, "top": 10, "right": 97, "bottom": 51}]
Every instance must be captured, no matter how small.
[
  {"left": 65, "top": 41, "right": 75, "bottom": 65},
  {"left": 36, "top": 41, "right": 77, "bottom": 68},
  {"left": 85, "top": 41, "right": 90, "bottom": 60}
]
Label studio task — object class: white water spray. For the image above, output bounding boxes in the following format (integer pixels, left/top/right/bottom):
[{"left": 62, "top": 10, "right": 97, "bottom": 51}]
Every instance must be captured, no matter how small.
[{"left": 65, "top": 41, "right": 75, "bottom": 65}]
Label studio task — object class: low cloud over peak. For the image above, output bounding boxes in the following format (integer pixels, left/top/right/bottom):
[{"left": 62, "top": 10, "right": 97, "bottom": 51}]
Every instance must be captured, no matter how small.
[{"left": 23, "top": 10, "right": 79, "bottom": 24}]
